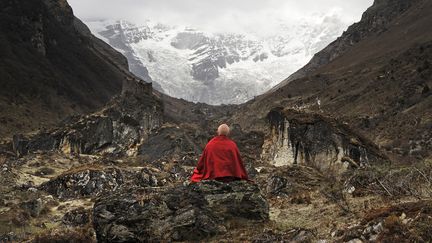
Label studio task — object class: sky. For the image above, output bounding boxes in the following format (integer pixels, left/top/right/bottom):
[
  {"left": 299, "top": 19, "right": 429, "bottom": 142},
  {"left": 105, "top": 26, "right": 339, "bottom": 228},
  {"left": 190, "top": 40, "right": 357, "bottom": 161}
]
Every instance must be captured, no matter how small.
[{"left": 68, "top": 0, "right": 374, "bottom": 34}]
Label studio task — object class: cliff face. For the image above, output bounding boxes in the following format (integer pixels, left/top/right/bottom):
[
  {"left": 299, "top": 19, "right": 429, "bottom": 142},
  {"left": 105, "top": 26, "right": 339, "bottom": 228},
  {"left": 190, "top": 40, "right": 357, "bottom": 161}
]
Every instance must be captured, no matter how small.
[
  {"left": 0, "top": 0, "right": 132, "bottom": 138},
  {"left": 12, "top": 79, "right": 163, "bottom": 157},
  {"left": 261, "top": 108, "right": 388, "bottom": 174}
]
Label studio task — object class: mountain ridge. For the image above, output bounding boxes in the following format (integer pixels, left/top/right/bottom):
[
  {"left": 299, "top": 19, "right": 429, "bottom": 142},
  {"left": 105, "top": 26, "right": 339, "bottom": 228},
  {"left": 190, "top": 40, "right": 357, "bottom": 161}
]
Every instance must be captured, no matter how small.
[
  {"left": 86, "top": 14, "right": 350, "bottom": 104},
  {"left": 0, "top": 0, "right": 137, "bottom": 137},
  {"left": 235, "top": 0, "right": 432, "bottom": 162}
]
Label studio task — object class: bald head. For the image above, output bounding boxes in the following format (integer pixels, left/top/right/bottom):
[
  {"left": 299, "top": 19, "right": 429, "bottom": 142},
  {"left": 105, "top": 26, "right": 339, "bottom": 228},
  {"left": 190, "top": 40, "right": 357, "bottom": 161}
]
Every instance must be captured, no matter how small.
[{"left": 217, "top": 124, "right": 230, "bottom": 136}]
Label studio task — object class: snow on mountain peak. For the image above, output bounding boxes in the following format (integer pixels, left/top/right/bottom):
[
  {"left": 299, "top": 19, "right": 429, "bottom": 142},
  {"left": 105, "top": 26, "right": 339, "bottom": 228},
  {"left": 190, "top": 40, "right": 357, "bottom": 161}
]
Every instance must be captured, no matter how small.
[{"left": 86, "top": 15, "right": 349, "bottom": 105}]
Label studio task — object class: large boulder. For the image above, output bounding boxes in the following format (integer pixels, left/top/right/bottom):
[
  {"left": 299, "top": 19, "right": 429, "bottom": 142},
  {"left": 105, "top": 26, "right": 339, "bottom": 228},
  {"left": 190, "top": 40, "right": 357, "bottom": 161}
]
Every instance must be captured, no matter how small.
[
  {"left": 93, "top": 180, "right": 269, "bottom": 242},
  {"left": 263, "top": 108, "right": 389, "bottom": 174}
]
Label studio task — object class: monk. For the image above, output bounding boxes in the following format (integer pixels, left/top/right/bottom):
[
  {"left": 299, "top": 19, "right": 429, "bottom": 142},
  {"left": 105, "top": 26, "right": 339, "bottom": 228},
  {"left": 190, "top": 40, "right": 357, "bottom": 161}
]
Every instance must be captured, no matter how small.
[{"left": 190, "top": 124, "right": 249, "bottom": 182}]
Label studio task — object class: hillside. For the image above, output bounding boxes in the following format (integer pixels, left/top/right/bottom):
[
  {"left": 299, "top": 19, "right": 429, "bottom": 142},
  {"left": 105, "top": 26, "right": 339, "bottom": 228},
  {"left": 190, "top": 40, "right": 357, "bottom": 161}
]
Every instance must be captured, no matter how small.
[
  {"left": 235, "top": 0, "right": 432, "bottom": 162},
  {"left": 0, "top": 0, "right": 135, "bottom": 138}
]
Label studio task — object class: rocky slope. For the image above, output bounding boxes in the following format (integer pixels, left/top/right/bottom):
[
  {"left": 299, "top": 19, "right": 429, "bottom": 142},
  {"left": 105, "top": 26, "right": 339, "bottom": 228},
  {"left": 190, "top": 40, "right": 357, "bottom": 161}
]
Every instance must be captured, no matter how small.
[
  {"left": 272, "top": 0, "right": 425, "bottom": 88},
  {"left": 86, "top": 16, "right": 349, "bottom": 105},
  {"left": 236, "top": 0, "right": 432, "bottom": 163},
  {"left": 0, "top": 0, "right": 137, "bottom": 138}
]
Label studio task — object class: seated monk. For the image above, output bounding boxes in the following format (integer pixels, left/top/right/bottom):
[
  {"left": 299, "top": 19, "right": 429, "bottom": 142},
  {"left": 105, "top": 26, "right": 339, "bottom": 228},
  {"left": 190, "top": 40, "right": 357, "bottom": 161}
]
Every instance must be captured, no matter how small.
[{"left": 191, "top": 124, "right": 249, "bottom": 183}]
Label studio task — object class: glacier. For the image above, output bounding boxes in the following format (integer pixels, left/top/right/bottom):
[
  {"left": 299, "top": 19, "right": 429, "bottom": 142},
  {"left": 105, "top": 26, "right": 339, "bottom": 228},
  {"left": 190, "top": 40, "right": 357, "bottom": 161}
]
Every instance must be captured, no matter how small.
[{"left": 86, "top": 14, "right": 349, "bottom": 105}]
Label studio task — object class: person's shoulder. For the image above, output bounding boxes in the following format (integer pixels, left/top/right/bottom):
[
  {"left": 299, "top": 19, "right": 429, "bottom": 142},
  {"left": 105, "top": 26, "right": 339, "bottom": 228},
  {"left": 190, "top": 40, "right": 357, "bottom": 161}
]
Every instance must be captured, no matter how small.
[{"left": 206, "top": 136, "right": 219, "bottom": 147}]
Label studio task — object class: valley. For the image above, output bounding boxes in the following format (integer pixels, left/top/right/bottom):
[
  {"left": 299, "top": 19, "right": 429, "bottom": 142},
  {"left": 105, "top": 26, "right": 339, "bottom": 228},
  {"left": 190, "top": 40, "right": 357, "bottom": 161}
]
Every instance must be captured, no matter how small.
[{"left": 0, "top": 0, "right": 431, "bottom": 242}]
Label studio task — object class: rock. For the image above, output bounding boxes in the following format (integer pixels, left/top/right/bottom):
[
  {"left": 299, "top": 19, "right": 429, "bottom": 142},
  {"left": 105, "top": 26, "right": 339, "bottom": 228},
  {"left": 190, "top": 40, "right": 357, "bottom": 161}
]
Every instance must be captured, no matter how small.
[
  {"left": 137, "top": 168, "right": 159, "bottom": 187},
  {"left": 264, "top": 108, "right": 388, "bottom": 174},
  {"left": 265, "top": 166, "right": 323, "bottom": 197},
  {"left": 40, "top": 167, "right": 123, "bottom": 199},
  {"left": 138, "top": 125, "right": 203, "bottom": 164},
  {"left": 12, "top": 134, "right": 29, "bottom": 157},
  {"left": 11, "top": 80, "right": 163, "bottom": 157},
  {"left": 266, "top": 175, "right": 288, "bottom": 195},
  {"left": 20, "top": 198, "right": 44, "bottom": 217},
  {"left": 292, "top": 229, "right": 316, "bottom": 242},
  {"left": 372, "top": 222, "right": 383, "bottom": 233},
  {"left": 0, "top": 232, "right": 17, "bottom": 242},
  {"left": 62, "top": 207, "right": 90, "bottom": 226},
  {"left": 93, "top": 180, "right": 268, "bottom": 242}
]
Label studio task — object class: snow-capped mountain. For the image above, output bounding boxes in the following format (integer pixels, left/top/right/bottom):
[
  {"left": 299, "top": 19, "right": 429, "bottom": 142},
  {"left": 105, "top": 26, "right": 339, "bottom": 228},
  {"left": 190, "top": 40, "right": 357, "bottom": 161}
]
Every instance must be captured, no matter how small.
[{"left": 87, "top": 14, "right": 349, "bottom": 105}]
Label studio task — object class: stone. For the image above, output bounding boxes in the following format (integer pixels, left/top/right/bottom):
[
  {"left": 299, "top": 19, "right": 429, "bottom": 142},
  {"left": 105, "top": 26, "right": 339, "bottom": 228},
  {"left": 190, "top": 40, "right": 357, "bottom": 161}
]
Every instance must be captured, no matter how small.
[
  {"left": 62, "top": 207, "right": 90, "bottom": 226},
  {"left": 10, "top": 79, "right": 163, "bottom": 157},
  {"left": 137, "top": 168, "right": 159, "bottom": 187},
  {"left": 265, "top": 166, "right": 323, "bottom": 198},
  {"left": 93, "top": 180, "right": 268, "bottom": 242},
  {"left": 20, "top": 198, "right": 44, "bottom": 217},
  {"left": 40, "top": 167, "right": 123, "bottom": 199},
  {"left": 264, "top": 108, "right": 388, "bottom": 174}
]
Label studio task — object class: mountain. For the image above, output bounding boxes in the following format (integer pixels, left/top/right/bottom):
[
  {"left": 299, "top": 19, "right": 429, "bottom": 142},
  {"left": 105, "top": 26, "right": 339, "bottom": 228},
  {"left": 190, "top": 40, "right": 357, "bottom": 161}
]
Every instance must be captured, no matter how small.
[
  {"left": 271, "top": 0, "right": 427, "bottom": 89},
  {"left": 86, "top": 15, "right": 349, "bottom": 105},
  {"left": 0, "top": 0, "right": 135, "bottom": 137},
  {"left": 1, "top": 0, "right": 432, "bottom": 242},
  {"left": 236, "top": 0, "right": 432, "bottom": 162}
]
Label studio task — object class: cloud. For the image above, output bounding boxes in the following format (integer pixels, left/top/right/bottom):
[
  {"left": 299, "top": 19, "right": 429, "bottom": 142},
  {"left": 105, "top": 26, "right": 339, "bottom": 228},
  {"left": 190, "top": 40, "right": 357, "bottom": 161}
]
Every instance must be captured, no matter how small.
[{"left": 68, "top": 0, "right": 374, "bottom": 33}]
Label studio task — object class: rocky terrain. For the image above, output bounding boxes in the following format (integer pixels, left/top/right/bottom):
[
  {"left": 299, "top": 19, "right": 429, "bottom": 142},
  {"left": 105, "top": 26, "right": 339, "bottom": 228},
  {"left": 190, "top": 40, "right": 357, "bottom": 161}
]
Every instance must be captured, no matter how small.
[
  {"left": 0, "top": 0, "right": 143, "bottom": 138},
  {"left": 0, "top": 0, "right": 432, "bottom": 242}
]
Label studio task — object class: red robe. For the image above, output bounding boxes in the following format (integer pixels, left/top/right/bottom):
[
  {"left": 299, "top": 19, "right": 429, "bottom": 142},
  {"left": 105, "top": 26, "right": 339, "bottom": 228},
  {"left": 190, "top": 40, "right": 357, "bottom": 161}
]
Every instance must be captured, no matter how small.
[{"left": 191, "top": 135, "right": 249, "bottom": 182}]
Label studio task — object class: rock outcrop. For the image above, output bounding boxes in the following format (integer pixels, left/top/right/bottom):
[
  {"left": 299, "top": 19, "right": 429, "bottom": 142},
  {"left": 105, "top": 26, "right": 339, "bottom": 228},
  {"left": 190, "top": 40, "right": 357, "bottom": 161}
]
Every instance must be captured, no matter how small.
[
  {"left": 93, "top": 181, "right": 269, "bottom": 242},
  {"left": 62, "top": 207, "right": 91, "bottom": 226},
  {"left": 11, "top": 79, "right": 163, "bottom": 157},
  {"left": 262, "top": 108, "right": 388, "bottom": 174}
]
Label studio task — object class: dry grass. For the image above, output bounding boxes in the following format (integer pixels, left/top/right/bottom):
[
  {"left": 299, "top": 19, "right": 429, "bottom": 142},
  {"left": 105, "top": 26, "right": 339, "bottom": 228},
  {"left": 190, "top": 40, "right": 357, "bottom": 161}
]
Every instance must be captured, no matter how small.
[
  {"left": 28, "top": 226, "right": 95, "bottom": 243},
  {"left": 345, "top": 161, "right": 432, "bottom": 198},
  {"left": 360, "top": 200, "right": 432, "bottom": 242}
]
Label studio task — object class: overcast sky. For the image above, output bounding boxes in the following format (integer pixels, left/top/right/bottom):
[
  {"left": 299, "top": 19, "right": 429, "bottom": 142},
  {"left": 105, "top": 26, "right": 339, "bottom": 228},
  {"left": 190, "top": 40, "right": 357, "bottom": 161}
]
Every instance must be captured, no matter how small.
[{"left": 68, "top": 0, "right": 374, "bottom": 33}]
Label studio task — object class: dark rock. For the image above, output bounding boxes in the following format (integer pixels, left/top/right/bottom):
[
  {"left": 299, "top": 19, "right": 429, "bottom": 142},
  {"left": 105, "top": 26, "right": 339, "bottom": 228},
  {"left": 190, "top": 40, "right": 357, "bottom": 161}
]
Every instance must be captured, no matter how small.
[
  {"left": 265, "top": 166, "right": 323, "bottom": 197},
  {"left": 62, "top": 207, "right": 91, "bottom": 226},
  {"left": 12, "top": 134, "right": 29, "bottom": 157},
  {"left": 0, "top": 232, "right": 17, "bottom": 242},
  {"left": 20, "top": 198, "right": 44, "bottom": 217},
  {"left": 264, "top": 108, "right": 388, "bottom": 174},
  {"left": 138, "top": 125, "right": 203, "bottom": 164},
  {"left": 40, "top": 167, "right": 123, "bottom": 199},
  {"left": 11, "top": 80, "right": 163, "bottom": 156},
  {"left": 266, "top": 175, "right": 288, "bottom": 195},
  {"left": 93, "top": 180, "right": 269, "bottom": 242},
  {"left": 0, "top": 0, "right": 135, "bottom": 138},
  {"left": 137, "top": 168, "right": 159, "bottom": 187}
]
